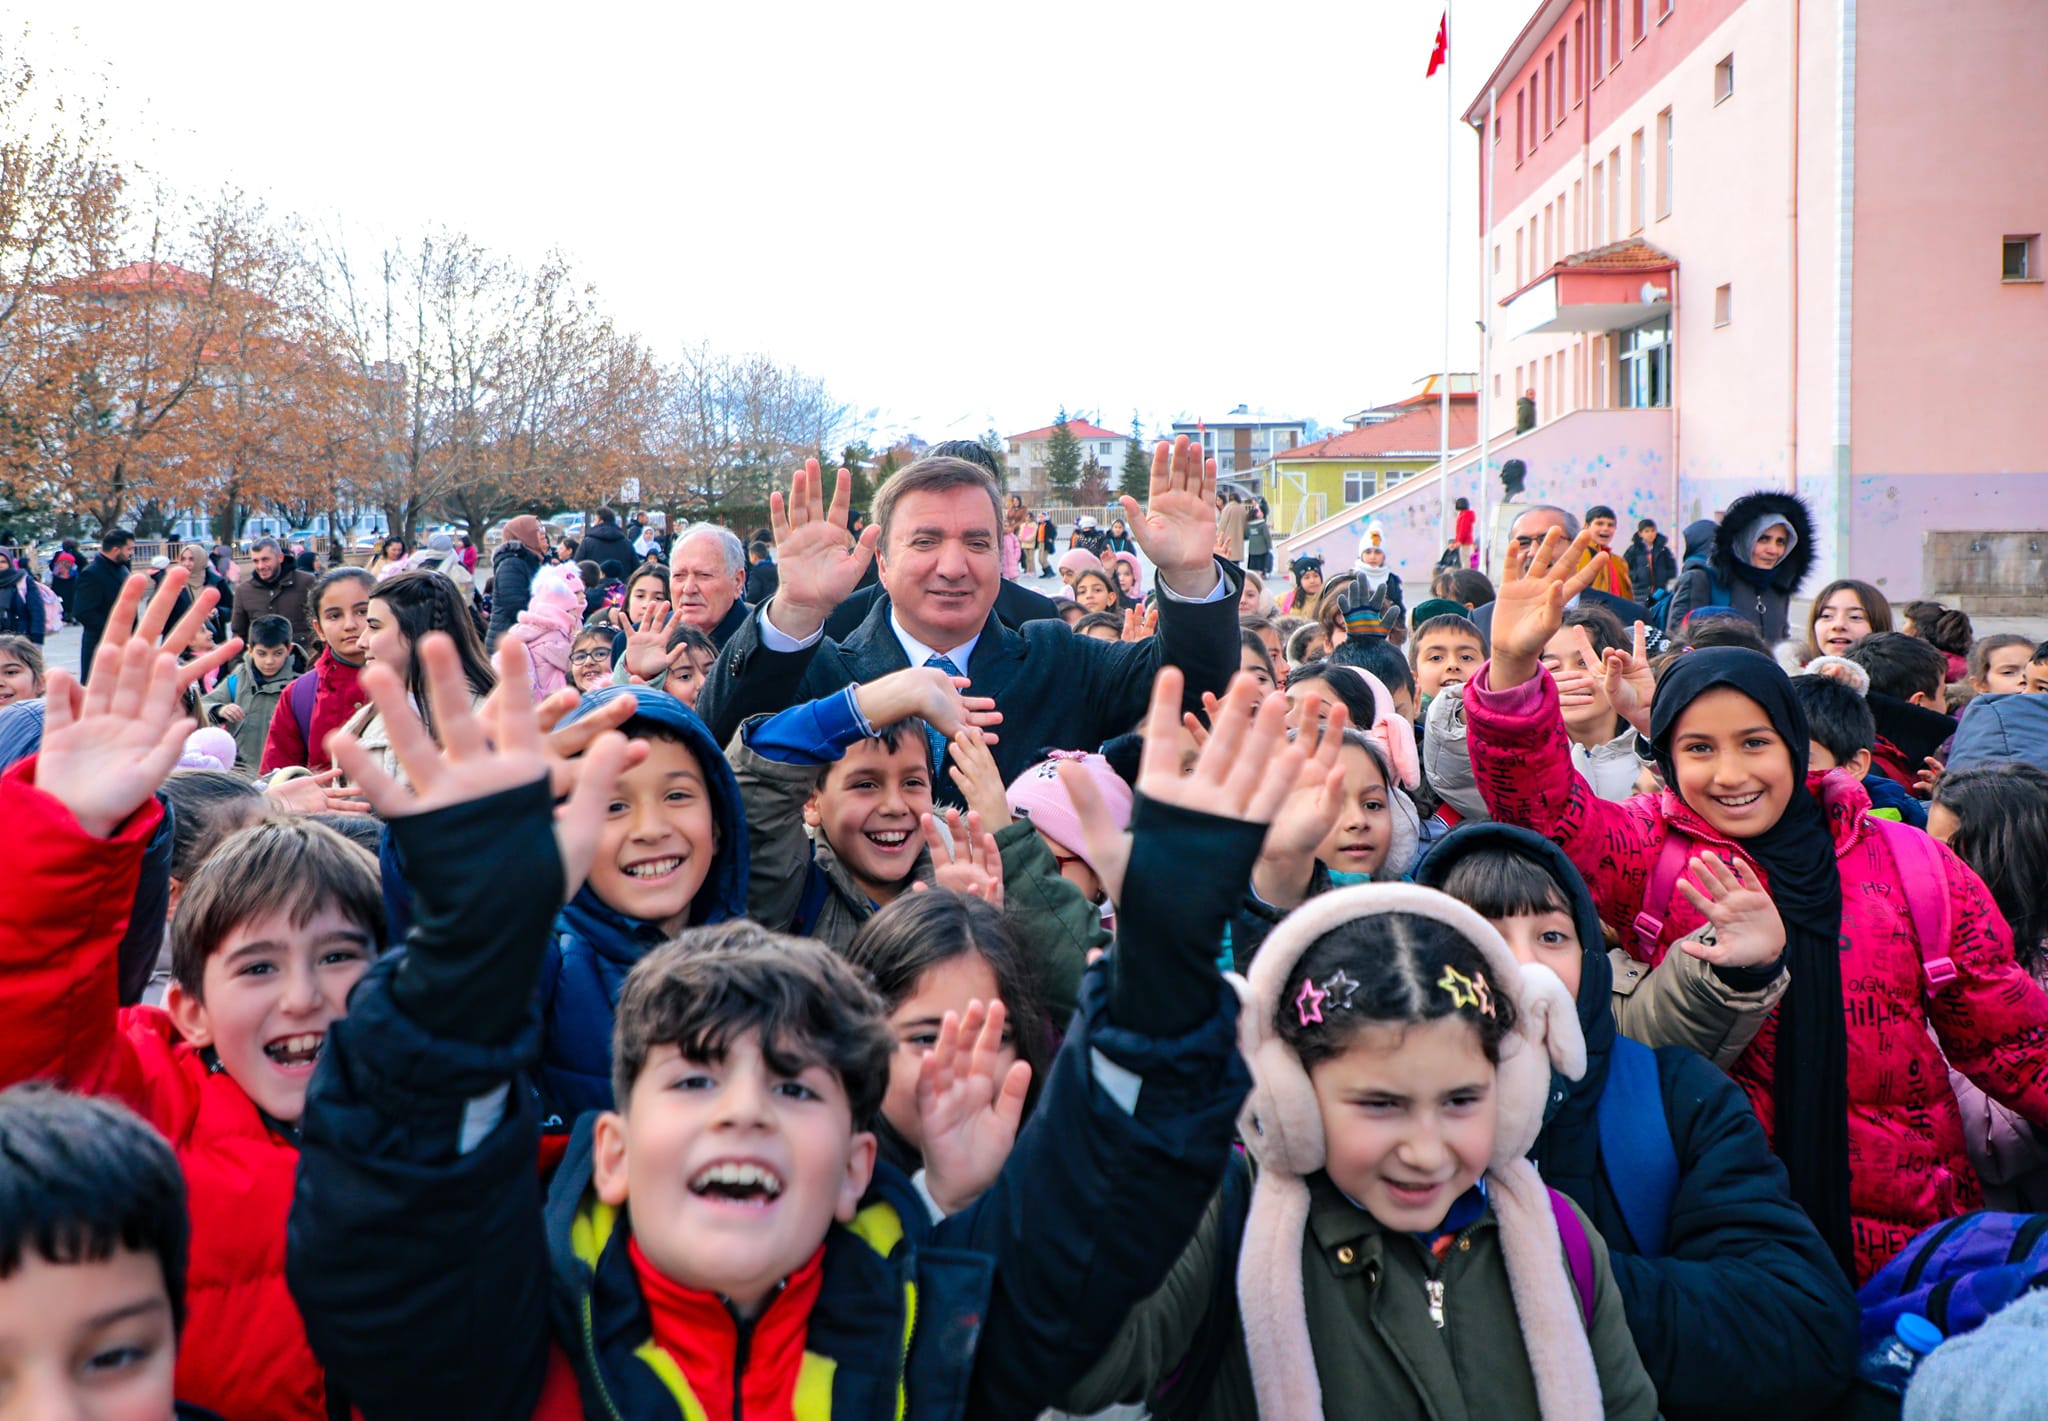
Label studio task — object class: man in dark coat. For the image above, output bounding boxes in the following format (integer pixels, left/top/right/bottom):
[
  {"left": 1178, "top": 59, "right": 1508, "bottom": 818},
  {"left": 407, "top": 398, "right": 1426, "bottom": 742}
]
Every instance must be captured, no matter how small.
[
  {"left": 1418, "top": 824, "right": 1861, "bottom": 1421},
  {"left": 485, "top": 514, "right": 547, "bottom": 649},
  {"left": 743, "top": 539, "right": 778, "bottom": 604},
  {"left": 698, "top": 440, "right": 1243, "bottom": 805},
  {"left": 669, "top": 523, "right": 752, "bottom": 648},
  {"left": 229, "top": 537, "right": 317, "bottom": 649},
  {"left": 574, "top": 505, "right": 635, "bottom": 574},
  {"left": 72, "top": 527, "right": 136, "bottom": 679},
  {"left": 823, "top": 570, "right": 1063, "bottom": 641}
]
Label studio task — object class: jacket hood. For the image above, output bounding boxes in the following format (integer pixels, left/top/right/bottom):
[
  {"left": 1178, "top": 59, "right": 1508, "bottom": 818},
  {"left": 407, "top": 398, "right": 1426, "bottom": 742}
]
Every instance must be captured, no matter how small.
[
  {"left": 1710, "top": 490, "right": 1817, "bottom": 595},
  {"left": 1414, "top": 823, "right": 1616, "bottom": 1089},
  {"left": 559, "top": 686, "right": 749, "bottom": 928},
  {"left": 1948, "top": 692, "right": 2048, "bottom": 774},
  {"left": 1679, "top": 518, "right": 1719, "bottom": 569},
  {"left": 492, "top": 538, "right": 540, "bottom": 569}
]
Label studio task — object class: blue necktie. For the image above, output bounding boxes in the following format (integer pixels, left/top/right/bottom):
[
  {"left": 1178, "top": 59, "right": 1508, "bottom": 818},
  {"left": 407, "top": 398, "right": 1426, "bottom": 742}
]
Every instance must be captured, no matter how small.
[{"left": 922, "top": 654, "right": 963, "bottom": 775}]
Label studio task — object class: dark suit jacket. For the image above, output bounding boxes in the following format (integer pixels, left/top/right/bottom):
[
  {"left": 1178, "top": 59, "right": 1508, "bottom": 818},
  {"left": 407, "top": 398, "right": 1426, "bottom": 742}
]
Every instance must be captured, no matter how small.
[
  {"left": 822, "top": 576, "right": 1064, "bottom": 643},
  {"left": 73, "top": 553, "right": 131, "bottom": 680},
  {"left": 1471, "top": 587, "right": 1667, "bottom": 654},
  {"left": 700, "top": 562, "right": 1245, "bottom": 804}
]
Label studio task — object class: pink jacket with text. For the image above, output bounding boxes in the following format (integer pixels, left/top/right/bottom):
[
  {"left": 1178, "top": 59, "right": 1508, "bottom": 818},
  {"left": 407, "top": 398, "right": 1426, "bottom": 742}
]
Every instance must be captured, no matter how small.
[{"left": 1465, "top": 661, "right": 2048, "bottom": 1281}]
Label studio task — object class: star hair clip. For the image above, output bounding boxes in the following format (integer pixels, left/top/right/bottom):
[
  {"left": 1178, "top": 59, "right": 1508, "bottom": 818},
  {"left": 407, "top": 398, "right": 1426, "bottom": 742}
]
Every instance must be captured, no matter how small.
[
  {"left": 1296, "top": 969, "right": 1363, "bottom": 1027},
  {"left": 1438, "top": 965, "right": 1496, "bottom": 1018}
]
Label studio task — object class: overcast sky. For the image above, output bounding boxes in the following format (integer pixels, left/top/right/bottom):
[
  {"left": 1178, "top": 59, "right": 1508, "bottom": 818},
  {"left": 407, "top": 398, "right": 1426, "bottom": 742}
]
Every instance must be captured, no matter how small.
[{"left": 20, "top": 0, "right": 1529, "bottom": 445}]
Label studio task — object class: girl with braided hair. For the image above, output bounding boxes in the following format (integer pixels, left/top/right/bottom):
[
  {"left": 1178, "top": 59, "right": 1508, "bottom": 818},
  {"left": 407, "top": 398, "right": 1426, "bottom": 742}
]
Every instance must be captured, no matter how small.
[{"left": 338, "top": 569, "right": 496, "bottom": 786}]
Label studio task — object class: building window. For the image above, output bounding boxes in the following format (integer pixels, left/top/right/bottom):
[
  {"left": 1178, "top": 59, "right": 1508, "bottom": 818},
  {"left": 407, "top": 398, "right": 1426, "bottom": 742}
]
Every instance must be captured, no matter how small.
[
  {"left": 1591, "top": 161, "right": 1605, "bottom": 242},
  {"left": 1715, "top": 53, "right": 1735, "bottom": 103},
  {"left": 1097, "top": 441, "right": 1111, "bottom": 455},
  {"left": 1631, "top": 129, "right": 1646, "bottom": 230},
  {"left": 1544, "top": 55, "right": 1554, "bottom": 131},
  {"left": 1594, "top": 0, "right": 1606, "bottom": 76},
  {"left": 1515, "top": 229, "right": 1524, "bottom": 284},
  {"left": 1662, "top": 0, "right": 1675, "bottom": 16},
  {"left": 1714, "top": 283, "right": 1732, "bottom": 325},
  {"left": 2003, "top": 235, "right": 2040, "bottom": 281},
  {"left": 1543, "top": 204, "right": 1553, "bottom": 268},
  {"left": 1610, "top": 0, "right": 1623, "bottom": 57},
  {"left": 1516, "top": 89, "right": 1526, "bottom": 158},
  {"left": 1572, "top": 18, "right": 1584, "bottom": 101},
  {"left": 1572, "top": 179, "right": 1583, "bottom": 248},
  {"left": 1494, "top": 374, "right": 1503, "bottom": 396},
  {"left": 1656, "top": 108, "right": 1674, "bottom": 218},
  {"left": 1631, "top": 0, "right": 1646, "bottom": 43},
  {"left": 1608, "top": 148, "right": 1621, "bottom": 240},
  {"left": 1620, "top": 318, "right": 1671, "bottom": 408},
  {"left": 1343, "top": 470, "right": 1376, "bottom": 503}
]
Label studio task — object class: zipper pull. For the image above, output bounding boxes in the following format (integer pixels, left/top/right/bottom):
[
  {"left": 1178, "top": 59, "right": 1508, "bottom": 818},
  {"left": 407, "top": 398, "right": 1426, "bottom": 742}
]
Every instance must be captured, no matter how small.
[{"left": 1425, "top": 1278, "right": 1446, "bottom": 1329}]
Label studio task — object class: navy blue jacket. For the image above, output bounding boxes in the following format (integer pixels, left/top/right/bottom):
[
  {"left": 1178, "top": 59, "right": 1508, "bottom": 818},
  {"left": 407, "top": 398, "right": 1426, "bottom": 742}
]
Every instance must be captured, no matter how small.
[
  {"left": 536, "top": 687, "right": 750, "bottom": 1124},
  {"left": 699, "top": 560, "right": 1244, "bottom": 804},
  {"left": 1418, "top": 825, "right": 1859, "bottom": 1421},
  {"left": 0, "top": 573, "right": 46, "bottom": 643},
  {"left": 288, "top": 778, "right": 1252, "bottom": 1421}
]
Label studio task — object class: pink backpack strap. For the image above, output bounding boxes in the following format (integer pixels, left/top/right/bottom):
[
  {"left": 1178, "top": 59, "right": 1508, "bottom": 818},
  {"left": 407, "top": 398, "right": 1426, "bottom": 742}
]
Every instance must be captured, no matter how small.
[
  {"left": 1633, "top": 829, "right": 1696, "bottom": 960},
  {"left": 1866, "top": 816, "right": 1957, "bottom": 995}
]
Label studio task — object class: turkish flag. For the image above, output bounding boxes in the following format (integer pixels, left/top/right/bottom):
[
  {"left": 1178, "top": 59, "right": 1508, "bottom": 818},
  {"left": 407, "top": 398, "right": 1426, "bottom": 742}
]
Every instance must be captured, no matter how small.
[{"left": 1427, "top": 11, "right": 1448, "bottom": 76}]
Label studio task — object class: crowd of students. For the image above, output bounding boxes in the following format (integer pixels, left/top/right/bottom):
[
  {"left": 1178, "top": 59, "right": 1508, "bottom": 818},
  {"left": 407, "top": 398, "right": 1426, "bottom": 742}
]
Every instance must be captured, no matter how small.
[{"left": 3, "top": 446, "right": 2047, "bottom": 1421}]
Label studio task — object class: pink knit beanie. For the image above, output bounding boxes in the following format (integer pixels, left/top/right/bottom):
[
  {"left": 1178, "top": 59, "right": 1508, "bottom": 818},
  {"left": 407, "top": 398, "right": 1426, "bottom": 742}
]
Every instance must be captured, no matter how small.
[{"left": 1004, "top": 752, "right": 1131, "bottom": 874}]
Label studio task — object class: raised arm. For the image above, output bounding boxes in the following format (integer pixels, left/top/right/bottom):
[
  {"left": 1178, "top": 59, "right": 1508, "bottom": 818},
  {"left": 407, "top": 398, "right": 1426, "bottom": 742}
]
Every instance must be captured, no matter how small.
[
  {"left": 287, "top": 638, "right": 633, "bottom": 1421},
  {"left": 1465, "top": 531, "right": 1669, "bottom": 936},
  {"left": 950, "top": 671, "right": 1338, "bottom": 1417}
]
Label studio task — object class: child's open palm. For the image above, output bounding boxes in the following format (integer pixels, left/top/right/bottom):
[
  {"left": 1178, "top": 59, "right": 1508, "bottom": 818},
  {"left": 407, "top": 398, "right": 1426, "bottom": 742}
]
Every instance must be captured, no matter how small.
[
  {"left": 1674, "top": 853, "right": 1786, "bottom": 969},
  {"left": 916, "top": 999, "right": 1032, "bottom": 1216},
  {"left": 1586, "top": 619, "right": 1656, "bottom": 737},
  {"left": 914, "top": 808, "right": 1004, "bottom": 907},
  {"left": 328, "top": 636, "right": 632, "bottom": 895},
  {"left": 945, "top": 727, "right": 1012, "bottom": 829},
  {"left": 623, "top": 603, "right": 680, "bottom": 682},
  {"left": 1490, "top": 528, "right": 1610, "bottom": 671},
  {"left": 35, "top": 637, "right": 192, "bottom": 839}
]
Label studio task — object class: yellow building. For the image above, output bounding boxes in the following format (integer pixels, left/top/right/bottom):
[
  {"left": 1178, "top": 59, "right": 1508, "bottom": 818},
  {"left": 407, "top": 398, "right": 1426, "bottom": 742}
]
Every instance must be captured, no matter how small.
[{"left": 1259, "top": 386, "right": 1478, "bottom": 535}]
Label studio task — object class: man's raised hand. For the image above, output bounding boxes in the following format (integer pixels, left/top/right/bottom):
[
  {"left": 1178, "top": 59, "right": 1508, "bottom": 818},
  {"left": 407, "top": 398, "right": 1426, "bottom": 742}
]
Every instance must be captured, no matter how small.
[
  {"left": 766, "top": 459, "right": 881, "bottom": 641},
  {"left": 1120, "top": 436, "right": 1221, "bottom": 599},
  {"left": 1487, "top": 528, "right": 1609, "bottom": 689}
]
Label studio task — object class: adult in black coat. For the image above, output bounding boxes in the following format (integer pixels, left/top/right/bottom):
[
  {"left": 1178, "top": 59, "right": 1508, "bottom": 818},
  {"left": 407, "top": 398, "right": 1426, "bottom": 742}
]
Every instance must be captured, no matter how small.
[
  {"left": 485, "top": 515, "right": 547, "bottom": 649},
  {"left": 822, "top": 574, "right": 1064, "bottom": 642},
  {"left": 72, "top": 531, "right": 137, "bottom": 679},
  {"left": 699, "top": 442, "right": 1243, "bottom": 803},
  {"left": 573, "top": 506, "right": 636, "bottom": 573},
  {"left": 0, "top": 551, "right": 46, "bottom": 644},
  {"left": 1418, "top": 824, "right": 1860, "bottom": 1421},
  {"left": 743, "top": 546, "right": 779, "bottom": 605}
]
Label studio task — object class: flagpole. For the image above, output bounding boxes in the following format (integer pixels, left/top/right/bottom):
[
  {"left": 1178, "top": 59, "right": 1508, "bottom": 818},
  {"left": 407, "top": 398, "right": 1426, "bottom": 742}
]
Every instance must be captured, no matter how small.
[
  {"left": 1478, "top": 84, "right": 1496, "bottom": 580},
  {"left": 1437, "top": 0, "right": 1455, "bottom": 553}
]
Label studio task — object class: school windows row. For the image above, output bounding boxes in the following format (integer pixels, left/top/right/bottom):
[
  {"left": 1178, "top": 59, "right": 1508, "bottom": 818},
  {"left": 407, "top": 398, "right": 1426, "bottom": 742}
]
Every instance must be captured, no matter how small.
[
  {"left": 1503, "top": 107, "right": 1678, "bottom": 291},
  {"left": 1505, "top": 0, "right": 1689, "bottom": 160},
  {"left": 1507, "top": 318, "right": 1673, "bottom": 418}
]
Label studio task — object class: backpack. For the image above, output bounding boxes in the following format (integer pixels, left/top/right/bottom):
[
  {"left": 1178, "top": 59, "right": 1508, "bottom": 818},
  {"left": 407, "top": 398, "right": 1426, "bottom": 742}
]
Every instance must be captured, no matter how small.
[
  {"left": 288, "top": 668, "right": 318, "bottom": 750},
  {"left": 1597, "top": 1035, "right": 1679, "bottom": 1257},
  {"left": 1857, "top": 1212, "right": 2048, "bottom": 1348}
]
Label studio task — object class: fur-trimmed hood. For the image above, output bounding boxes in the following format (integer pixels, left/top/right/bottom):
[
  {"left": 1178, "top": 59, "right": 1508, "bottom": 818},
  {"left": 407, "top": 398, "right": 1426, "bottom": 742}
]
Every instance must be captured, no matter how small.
[{"left": 1710, "top": 490, "right": 1816, "bottom": 596}]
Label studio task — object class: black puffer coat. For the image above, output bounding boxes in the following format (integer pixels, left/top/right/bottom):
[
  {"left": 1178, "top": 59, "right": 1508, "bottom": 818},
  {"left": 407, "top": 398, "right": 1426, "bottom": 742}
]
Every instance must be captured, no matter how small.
[{"left": 1666, "top": 491, "right": 1816, "bottom": 641}]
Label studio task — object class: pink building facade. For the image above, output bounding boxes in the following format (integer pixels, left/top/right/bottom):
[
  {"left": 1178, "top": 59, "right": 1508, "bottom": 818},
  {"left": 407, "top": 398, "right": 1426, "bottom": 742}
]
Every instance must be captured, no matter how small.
[{"left": 1457, "top": 0, "right": 2048, "bottom": 602}]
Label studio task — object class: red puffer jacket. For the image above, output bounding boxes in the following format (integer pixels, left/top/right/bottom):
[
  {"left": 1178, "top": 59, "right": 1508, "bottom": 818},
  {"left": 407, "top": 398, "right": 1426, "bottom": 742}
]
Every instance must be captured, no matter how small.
[
  {"left": 0, "top": 760, "right": 327, "bottom": 1421},
  {"left": 1465, "top": 664, "right": 2048, "bottom": 1281},
  {"left": 259, "top": 649, "right": 366, "bottom": 775}
]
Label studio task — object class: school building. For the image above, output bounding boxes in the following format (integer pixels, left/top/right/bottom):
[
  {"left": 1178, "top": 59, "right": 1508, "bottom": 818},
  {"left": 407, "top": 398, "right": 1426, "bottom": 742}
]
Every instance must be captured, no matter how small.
[{"left": 1277, "top": 0, "right": 2048, "bottom": 610}]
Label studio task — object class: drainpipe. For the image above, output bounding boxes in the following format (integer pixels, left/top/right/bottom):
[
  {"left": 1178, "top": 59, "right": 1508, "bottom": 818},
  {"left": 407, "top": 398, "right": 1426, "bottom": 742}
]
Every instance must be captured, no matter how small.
[
  {"left": 1832, "top": 0, "right": 1857, "bottom": 580},
  {"left": 1788, "top": 0, "right": 1801, "bottom": 495},
  {"left": 1479, "top": 87, "right": 1498, "bottom": 577}
]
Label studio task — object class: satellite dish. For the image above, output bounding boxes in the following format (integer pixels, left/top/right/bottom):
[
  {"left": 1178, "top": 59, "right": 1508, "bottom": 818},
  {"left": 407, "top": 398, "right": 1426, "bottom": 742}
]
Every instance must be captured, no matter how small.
[{"left": 1640, "top": 282, "right": 1669, "bottom": 304}]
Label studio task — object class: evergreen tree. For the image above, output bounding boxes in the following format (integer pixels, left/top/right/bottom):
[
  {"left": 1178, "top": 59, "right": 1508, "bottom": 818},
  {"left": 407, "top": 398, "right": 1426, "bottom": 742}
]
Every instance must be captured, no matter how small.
[
  {"left": 1045, "top": 407, "right": 1081, "bottom": 499},
  {"left": 1119, "top": 413, "right": 1150, "bottom": 500},
  {"left": 1078, "top": 455, "right": 1108, "bottom": 507},
  {"left": 979, "top": 428, "right": 1009, "bottom": 486}
]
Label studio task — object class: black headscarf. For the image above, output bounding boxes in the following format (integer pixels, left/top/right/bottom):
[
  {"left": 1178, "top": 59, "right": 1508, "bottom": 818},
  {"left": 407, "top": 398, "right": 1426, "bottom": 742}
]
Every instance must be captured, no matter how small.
[{"left": 1649, "top": 647, "right": 1853, "bottom": 1275}]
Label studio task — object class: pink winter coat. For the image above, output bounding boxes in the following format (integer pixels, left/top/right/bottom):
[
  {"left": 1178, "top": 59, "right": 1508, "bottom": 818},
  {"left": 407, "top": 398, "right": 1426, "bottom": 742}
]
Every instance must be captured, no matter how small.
[
  {"left": 503, "top": 570, "right": 585, "bottom": 699},
  {"left": 1465, "top": 662, "right": 2048, "bottom": 1281}
]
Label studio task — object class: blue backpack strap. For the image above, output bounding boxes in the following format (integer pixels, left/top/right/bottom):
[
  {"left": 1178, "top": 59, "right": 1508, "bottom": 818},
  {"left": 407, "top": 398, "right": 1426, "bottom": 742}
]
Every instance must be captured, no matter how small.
[
  {"left": 793, "top": 859, "right": 833, "bottom": 937},
  {"left": 1598, "top": 1037, "right": 1679, "bottom": 1257}
]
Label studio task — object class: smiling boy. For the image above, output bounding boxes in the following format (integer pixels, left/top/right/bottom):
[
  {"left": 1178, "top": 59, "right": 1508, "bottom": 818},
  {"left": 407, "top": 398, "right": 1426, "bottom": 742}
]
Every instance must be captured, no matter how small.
[
  {"left": 0, "top": 633, "right": 381, "bottom": 1421},
  {"left": 535, "top": 686, "right": 750, "bottom": 1125},
  {"left": 287, "top": 651, "right": 1264, "bottom": 1421},
  {"left": 1409, "top": 612, "right": 1487, "bottom": 702}
]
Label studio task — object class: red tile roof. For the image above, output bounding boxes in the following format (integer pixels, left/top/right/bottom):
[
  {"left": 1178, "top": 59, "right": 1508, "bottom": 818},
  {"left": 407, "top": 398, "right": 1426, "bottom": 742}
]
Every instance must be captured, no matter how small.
[
  {"left": 1007, "top": 418, "right": 1128, "bottom": 443},
  {"left": 1560, "top": 238, "right": 1677, "bottom": 272},
  {"left": 44, "top": 261, "right": 214, "bottom": 298},
  {"left": 1277, "top": 404, "right": 1480, "bottom": 461}
]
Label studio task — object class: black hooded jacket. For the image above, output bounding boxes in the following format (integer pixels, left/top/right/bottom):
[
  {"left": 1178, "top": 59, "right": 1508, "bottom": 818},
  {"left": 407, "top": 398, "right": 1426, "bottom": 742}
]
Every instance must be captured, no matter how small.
[
  {"left": 1667, "top": 491, "right": 1816, "bottom": 642},
  {"left": 1418, "top": 824, "right": 1859, "bottom": 1421}
]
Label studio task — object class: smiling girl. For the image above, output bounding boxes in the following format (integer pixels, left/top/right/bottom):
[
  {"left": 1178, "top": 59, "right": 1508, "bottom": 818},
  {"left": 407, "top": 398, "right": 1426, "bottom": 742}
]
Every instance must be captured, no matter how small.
[
  {"left": 1803, "top": 579, "right": 1892, "bottom": 663},
  {"left": 0, "top": 634, "right": 43, "bottom": 705},
  {"left": 1464, "top": 529, "right": 2048, "bottom": 1283},
  {"left": 340, "top": 570, "right": 495, "bottom": 786}
]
